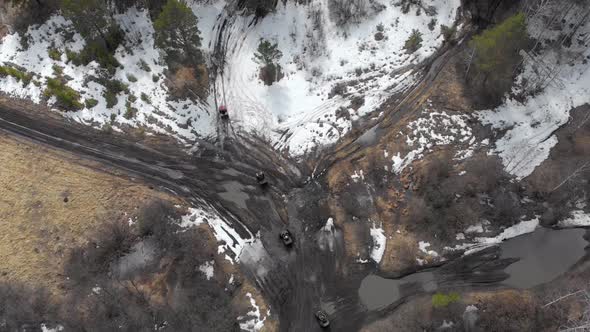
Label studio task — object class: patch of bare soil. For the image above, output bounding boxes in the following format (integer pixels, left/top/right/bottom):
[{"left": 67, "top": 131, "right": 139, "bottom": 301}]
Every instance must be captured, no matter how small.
[{"left": 322, "top": 48, "right": 498, "bottom": 275}]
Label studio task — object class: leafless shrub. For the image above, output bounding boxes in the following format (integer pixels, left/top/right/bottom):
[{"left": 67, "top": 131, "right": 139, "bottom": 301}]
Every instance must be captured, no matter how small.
[
  {"left": 65, "top": 220, "right": 135, "bottom": 285},
  {"left": 136, "top": 199, "right": 179, "bottom": 237},
  {"left": 0, "top": 283, "right": 56, "bottom": 331}
]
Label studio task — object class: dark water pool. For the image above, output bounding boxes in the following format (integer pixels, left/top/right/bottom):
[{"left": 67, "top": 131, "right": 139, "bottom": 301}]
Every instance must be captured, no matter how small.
[{"left": 359, "top": 227, "right": 587, "bottom": 310}]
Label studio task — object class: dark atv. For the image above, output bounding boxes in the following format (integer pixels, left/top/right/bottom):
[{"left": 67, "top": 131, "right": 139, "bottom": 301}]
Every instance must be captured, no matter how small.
[
  {"left": 279, "top": 229, "right": 293, "bottom": 246},
  {"left": 219, "top": 105, "right": 229, "bottom": 120},
  {"left": 256, "top": 172, "right": 268, "bottom": 186},
  {"left": 315, "top": 310, "right": 330, "bottom": 328}
]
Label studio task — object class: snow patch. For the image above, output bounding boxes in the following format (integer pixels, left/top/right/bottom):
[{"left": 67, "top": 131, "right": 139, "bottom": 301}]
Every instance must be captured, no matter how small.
[
  {"left": 180, "top": 205, "right": 254, "bottom": 263},
  {"left": 558, "top": 210, "right": 590, "bottom": 227},
  {"left": 41, "top": 325, "right": 64, "bottom": 332},
  {"left": 179, "top": 208, "right": 207, "bottom": 228},
  {"left": 445, "top": 218, "right": 539, "bottom": 255},
  {"left": 237, "top": 293, "right": 267, "bottom": 332},
  {"left": 418, "top": 241, "right": 439, "bottom": 257},
  {"left": 370, "top": 221, "right": 386, "bottom": 263},
  {"left": 391, "top": 110, "right": 480, "bottom": 174},
  {"left": 477, "top": 2, "right": 590, "bottom": 179},
  {"left": 198, "top": 260, "right": 215, "bottom": 280}
]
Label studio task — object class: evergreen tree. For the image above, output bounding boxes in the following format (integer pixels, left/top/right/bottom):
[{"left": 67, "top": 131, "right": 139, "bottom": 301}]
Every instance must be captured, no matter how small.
[
  {"left": 404, "top": 29, "right": 423, "bottom": 53},
  {"left": 60, "top": 0, "right": 111, "bottom": 43},
  {"left": 253, "top": 39, "right": 283, "bottom": 85},
  {"left": 154, "top": 0, "right": 202, "bottom": 66},
  {"left": 253, "top": 39, "right": 282, "bottom": 66},
  {"left": 469, "top": 13, "right": 527, "bottom": 80}
]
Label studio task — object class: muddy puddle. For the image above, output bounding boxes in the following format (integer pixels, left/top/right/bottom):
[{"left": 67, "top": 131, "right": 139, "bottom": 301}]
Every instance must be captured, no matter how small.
[
  {"left": 359, "top": 227, "right": 588, "bottom": 310},
  {"left": 501, "top": 227, "right": 587, "bottom": 288},
  {"left": 219, "top": 181, "right": 250, "bottom": 209},
  {"left": 355, "top": 125, "right": 381, "bottom": 147},
  {"left": 359, "top": 271, "right": 436, "bottom": 310}
]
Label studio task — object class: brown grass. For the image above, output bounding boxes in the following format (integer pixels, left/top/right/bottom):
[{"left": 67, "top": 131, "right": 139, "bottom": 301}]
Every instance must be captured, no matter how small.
[{"left": 0, "top": 132, "right": 180, "bottom": 295}]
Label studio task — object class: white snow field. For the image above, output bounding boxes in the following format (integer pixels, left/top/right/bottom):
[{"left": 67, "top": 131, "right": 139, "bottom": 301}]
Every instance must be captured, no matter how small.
[
  {"left": 478, "top": 1, "right": 590, "bottom": 179},
  {"left": 0, "top": 0, "right": 461, "bottom": 156},
  {"left": 208, "top": 0, "right": 460, "bottom": 155}
]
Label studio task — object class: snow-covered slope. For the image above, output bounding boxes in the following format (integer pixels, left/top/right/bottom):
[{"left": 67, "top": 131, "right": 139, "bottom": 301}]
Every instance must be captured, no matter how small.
[
  {"left": 478, "top": 2, "right": 590, "bottom": 179},
  {"left": 0, "top": 0, "right": 461, "bottom": 155},
  {"left": 0, "top": 8, "right": 215, "bottom": 141},
  {"left": 206, "top": 0, "right": 460, "bottom": 155}
]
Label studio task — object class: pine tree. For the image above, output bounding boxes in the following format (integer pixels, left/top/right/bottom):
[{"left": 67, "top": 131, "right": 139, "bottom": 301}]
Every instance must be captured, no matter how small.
[
  {"left": 404, "top": 29, "right": 423, "bottom": 53},
  {"left": 468, "top": 13, "right": 528, "bottom": 105},
  {"left": 60, "top": 0, "right": 110, "bottom": 43},
  {"left": 253, "top": 39, "right": 283, "bottom": 85},
  {"left": 469, "top": 13, "right": 527, "bottom": 78},
  {"left": 253, "top": 39, "right": 282, "bottom": 66},
  {"left": 154, "top": 0, "right": 202, "bottom": 66}
]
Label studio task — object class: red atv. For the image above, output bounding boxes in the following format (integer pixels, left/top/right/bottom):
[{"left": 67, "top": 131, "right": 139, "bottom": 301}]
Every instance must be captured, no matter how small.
[{"left": 219, "top": 105, "right": 229, "bottom": 120}]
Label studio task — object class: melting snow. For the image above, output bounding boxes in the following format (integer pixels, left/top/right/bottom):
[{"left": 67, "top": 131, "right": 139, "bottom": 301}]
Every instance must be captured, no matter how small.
[
  {"left": 237, "top": 293, "right": 267, "bottom": 332},
  {"left": 211, "top": 0, "right": 461, "bottom": 156},
  {"left": 0, "top": 9, "right": 215, "bottom": 140},
  {"left": 477, "top": 2, "right": 590, "bottom": 179},
  {"left": 558, "top": 210, "right": 590, "bottom": 227},
  {"left": 418, "top": 241, "right": 439, "bottom": 257},
  {"left": 351, "top": 169, "right": 365, "bottom": 182},
  {"left": 445, "top": 218, "right": 540, "bottom": 255},
  {"left": 179, "top": 208, "right": 207, "bottom": 228},
  {"left": 198, "top": 260, "right": 215, "bottom": 280},
  {"left": 179, "top": 205, "right": 254, "bottom": 263},
  {"left": 370, "top": 221, "right": 386, "bottom": 263},
  {"left": 465, "top": 223, "right": 484, "bottom": 234},
  {"left": 0, "top": 0, "right": 462, "bottom": 156},
  {"left": 391, "top": 110, "right": 479, "bottom": 173},
  {"left": 41, "top": 325, "right": 64, "bottom": 332}
]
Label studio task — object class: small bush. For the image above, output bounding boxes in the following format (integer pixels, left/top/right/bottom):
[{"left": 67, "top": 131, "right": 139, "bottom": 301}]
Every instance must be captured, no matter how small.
[
  {"left": 432, "top": 292, "right": 460, "bottom": 308},
  {"left": 124, "top": 101, "right": 138, "bottom": 119},
  {"left": 0, "top": 66, "right": 33, "bottom": 85},
  {"left": 65, "top": 49, "right": 81, "bottom": 65},
  {"left": 65, "top": 27, "right": 124, "bottom": 72},
  {"left": 104, "top": 91, "right": 117, "bottom": 108},
  {"left": 404, "top": 29, "right": 423, "bottom": 53},
  {"left": 140, "top": 92, "right": 151, "bottom": 104},
  {"left": 52, "top": 64, "right": 63, "bottom": 76},
  {"left": 85, "top": 98, "right": 98, "bottom": 108},
  {"left": 152, "top": 74, "right": 159, "bottom": 82},
  {"left": 441, "top": 25, "right": 456, "bottom": 43},
  {"left": 44, "top": 78, "right": 83, "bottom": 111},
  {"left": 135, "top": 200, "right": 178, "bottom": 239},
  {"left": 126, "top": 73, "right": 137, "bottom": 83},
  {"left": 428, "top": 18, "right": 437, "bottom": 31},
  {"left": 91, "top": 78, "right": 128, "bottom": 109},
  {"left": 128, "top": 94, "right": 137, "bottom": 103},
  {"left": 48, "top": 48, "right": 62, "bottom": 61},
  {"left": 138, "top": 59, "right": 151, "bottom": 72},
  {"left": 65, "top": 220, "right": 134, "bottom": 284}
]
